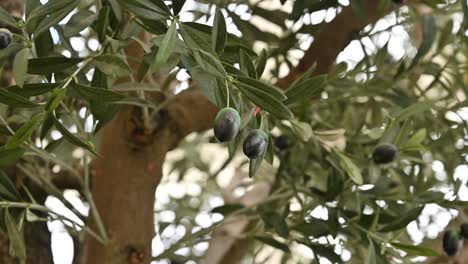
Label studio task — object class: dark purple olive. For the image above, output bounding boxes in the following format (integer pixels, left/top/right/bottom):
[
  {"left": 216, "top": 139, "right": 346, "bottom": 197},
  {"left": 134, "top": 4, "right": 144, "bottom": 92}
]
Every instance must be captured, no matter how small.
[
  {"left": 243, "top": 129, "right": 268, "bottom": 159},
  {"left": 443, "top": 230, "right": 460, "bottom": 256},
  {"left": 372, "top": 143, "right": 397, "bottom": 164},
  {"left": 460, "top": 223, "right": 468, "bottom": 240},
  {"left": 274, "top": 135, "right": 290, "bottom": 151},
  {"left": 213, "top": 107, "right": 241, "bottom": 142},
  {"left": 0, "top": 28, "right": 12, "bottom": 49}
]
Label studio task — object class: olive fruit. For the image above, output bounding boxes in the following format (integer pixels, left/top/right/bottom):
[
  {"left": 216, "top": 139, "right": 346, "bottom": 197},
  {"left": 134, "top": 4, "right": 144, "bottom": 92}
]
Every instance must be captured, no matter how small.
[
  {"left": 460, "top": 223, "right": 468, "bottom": 239},
  {"left": 213, "top": 107, "right": 241, "bottom": 142},
  {"left": 442, "top": 230, "right": 460, "bottom": 256},
  {"left": 243, "top": 129, "right": 268, "bottom": 159},
  {"left": 372, "top": 143, "right": 397, "bottom": 164},
  {"left": 0, "top": 28, "right": 12, "bottom": 50},
  {"left": 274, "top": 135, "right": 290, "bottom": 151}
]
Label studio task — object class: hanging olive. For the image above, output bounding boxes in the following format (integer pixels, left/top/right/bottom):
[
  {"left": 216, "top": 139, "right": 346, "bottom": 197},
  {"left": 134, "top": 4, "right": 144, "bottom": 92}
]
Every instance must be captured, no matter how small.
[
  {"left": 274, "top": 135, "right": 290, "bottom": 151},
  {"left": 443, "top": 230, "right": 460, "bottom": 256},
  {"left": 460, "top": 223, "right": 468, "bottom": 240},
  {"left": 243, "top": 129, "right": 268, "bottom": 159},
  {"left": 213, "top": 107, "right": 241, "bottom": 142},
  {"left": 0, "top": 28, "right": 12, "bottom": 50},
  {"left": 372, "top": 143, "right": 397, "bottom": 164}
]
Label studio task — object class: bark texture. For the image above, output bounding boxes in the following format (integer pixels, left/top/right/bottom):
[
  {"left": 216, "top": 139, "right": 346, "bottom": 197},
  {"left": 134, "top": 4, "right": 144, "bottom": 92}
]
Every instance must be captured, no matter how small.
[{"left": 81, "top": 89, "right": 216, "bottom": 264}]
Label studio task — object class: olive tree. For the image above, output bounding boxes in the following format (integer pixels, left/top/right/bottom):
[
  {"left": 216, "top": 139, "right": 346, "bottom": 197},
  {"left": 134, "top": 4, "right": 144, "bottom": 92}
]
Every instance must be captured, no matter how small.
[{"left": 0, "top": 0, "right": 467, "bottom": 263}]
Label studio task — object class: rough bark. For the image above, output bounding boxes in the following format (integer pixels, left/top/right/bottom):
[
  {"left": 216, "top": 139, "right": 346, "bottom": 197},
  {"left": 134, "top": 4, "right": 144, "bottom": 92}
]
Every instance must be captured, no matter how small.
[{"left": 81, "top": 89, "right": 216, "bottom": 264}]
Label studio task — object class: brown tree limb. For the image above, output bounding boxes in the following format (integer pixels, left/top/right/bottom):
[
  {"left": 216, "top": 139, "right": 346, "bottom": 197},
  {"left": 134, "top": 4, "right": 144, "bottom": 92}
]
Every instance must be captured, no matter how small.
[
  {"left": 276, "top": 0, "right": 410, "bottom": 88},
  {"left": 81, "top": 89, "right": 216, "bottom": 264}
]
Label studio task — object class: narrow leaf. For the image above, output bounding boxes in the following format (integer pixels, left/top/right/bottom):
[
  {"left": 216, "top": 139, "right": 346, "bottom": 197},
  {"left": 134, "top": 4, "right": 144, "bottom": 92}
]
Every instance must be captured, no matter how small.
[
  {"left": 172, "top": 0, "right": 186, "bottom": 15},
  {"left": 27, "top": 0, "right": 75, "bottom": 21},
  {"left": 0, "top": 89, "right": 40, "bottom": 108},
  {"left": 44, "top": 88, "right": 66, "bottom": 112},
  {"left": 236, "top": 84, "right": 293, "bottom": 120},
  {"left": 212, "top": 8, "right": 227, "bottom": 54},
  {"left": 6, "top": 83, "right": 59, "bottom": 97},
  {"left": 152, "top": 21, "right": 178, "bottom": 72},
  {"left": 239, "top": 50, "right": 257, "bottom": 79},
  {"left": 95, "top": 6, "right": 111, "bottom": 43},
  {"left": 28, "top": 57, "right": 83, "bottom": 75},
  {"left": 0, "top": 169, "right": 21, "bottom": 200},
  {"left": 193, "top": 49, "right": 227, "bottom": 79},
  {"left": 260, "top": 211, "right": 289, "bottom": 237},
  {"left": 255, "top": 49, "right": 267, "bottom": 78},
  {"left": 179, "top": 23, "right": 212, "bottom": 52},
  {"left": 379, "top": 207, "right": 424, "bottom": 232},
  {"left": 211, "top": 204, "right": 244, "bottom": 215},
  {"left": 64, "top": 10, "right": 97, "bottom": 37},
  {"left": 52, "top": 114, "right": 100, "bottom": 155},
  {"left": 93, "top": 55, "right": 131, "bottom": 77},
  {"left": 335, "top": 150, "right": 363, "bottom": 185},
  {"left": 409, "top": 15, "right": 436, "bottom": 68},
  {"left": 73, "top": 83, "right": 124, "bottom": 102},
  {"left": 234, "top": 76, "right": 286, "bottom": 101},
  {"left": 390, "top": 242, "right": 439, "bottom": 257},
  {"left": 13, "top": 49, "right": 29, "bottom": 88},
  {"left": 366, "top": 240, "right": 376, "bottom": 264},
  {"left": 293, "top": 219, "right": 330, "bottom": 237},
  {"left": 33, "top": 1, "right": 78, "bottom": 37},
  {"left": 5, "top": 113, "right": 44, "bottom": 149},
  {"left": 254, "top": 236, "right": 290, "bottom": 252},
  {"left": 5, "top": 209, "right": 26, "bottom": 261},
  {"left": 0, "top": 148, "right": 26, "bottom": 167},
  {"left": 285, "top": 74, "right": 327, "bottom": 105},
  {"left": 118, "top": 0, "right": 167, "bottom": 20},
  {"left": 394, "top": 102, "right": 431, "bottom": 123}
]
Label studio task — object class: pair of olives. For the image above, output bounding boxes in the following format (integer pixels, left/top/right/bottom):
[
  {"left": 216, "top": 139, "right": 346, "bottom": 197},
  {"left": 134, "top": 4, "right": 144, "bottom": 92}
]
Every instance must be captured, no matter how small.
[
  {"left": 443, "top": 224, "right": 468, "bottom": 256},
  {"left": 214, "top": 107, "right": 268, "bottom": 159},
  {"left": 0, "top": 28, "right": 12, "bottom": 50}
]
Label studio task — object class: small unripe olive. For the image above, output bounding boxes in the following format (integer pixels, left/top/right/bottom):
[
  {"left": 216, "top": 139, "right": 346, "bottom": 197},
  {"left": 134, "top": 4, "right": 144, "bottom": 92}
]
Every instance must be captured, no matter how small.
[
  {"left": 443, "top": 230, "right": 460, "bottom": 256},
  {"left": 213, "top": 107, "right": 241, "bottom": 142},
  {"left": 372, "top": 143, "right": 397, "bottom": 164},
  {"left": 0, "top": 28, "right": 12, "bottom": 50},
  {"left": 243, "top": 129, "right": 268, "bottom": 159},
  {"left": 460, "top": 223, "right": 468, "bottom": 239},
  {"left": 274, "top": 135, "right": 290, "bottom": 151}
]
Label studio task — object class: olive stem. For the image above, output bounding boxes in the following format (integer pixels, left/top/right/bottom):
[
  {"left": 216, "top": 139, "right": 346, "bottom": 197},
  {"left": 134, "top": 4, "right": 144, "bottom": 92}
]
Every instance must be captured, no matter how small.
[
  {"left": 259, "top": 114, "right": 265, "bottom": 130},
  {"left": 0, "top": 201, "right": 105, "bottom": 244},
  {"left": 225, "top": 79, "right": 230, "bottom": 107}
]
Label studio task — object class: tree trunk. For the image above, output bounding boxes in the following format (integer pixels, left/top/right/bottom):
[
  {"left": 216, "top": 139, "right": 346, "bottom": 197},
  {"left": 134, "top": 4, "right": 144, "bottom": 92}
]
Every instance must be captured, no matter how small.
[
  {"left": 81, "top": 106, "right": 178, "bottom": 264},
  {"left": 81, "top": 89, "right": 216, "bottom": 263}
]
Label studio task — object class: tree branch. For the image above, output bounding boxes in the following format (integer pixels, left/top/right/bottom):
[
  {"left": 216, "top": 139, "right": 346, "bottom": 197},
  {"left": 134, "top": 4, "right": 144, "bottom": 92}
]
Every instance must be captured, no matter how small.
[
  {"left": 276, "top": 0, "right": 407, "bottom": 88},
  {"left": 203, "top": 1, "right": 413, "bottom": 263}
]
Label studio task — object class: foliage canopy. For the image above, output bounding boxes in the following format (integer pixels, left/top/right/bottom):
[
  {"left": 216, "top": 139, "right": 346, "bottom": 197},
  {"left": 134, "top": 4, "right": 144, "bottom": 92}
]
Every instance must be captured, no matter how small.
[{"left": 0, "top": 0, "right": 468, "bottom": 263}]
